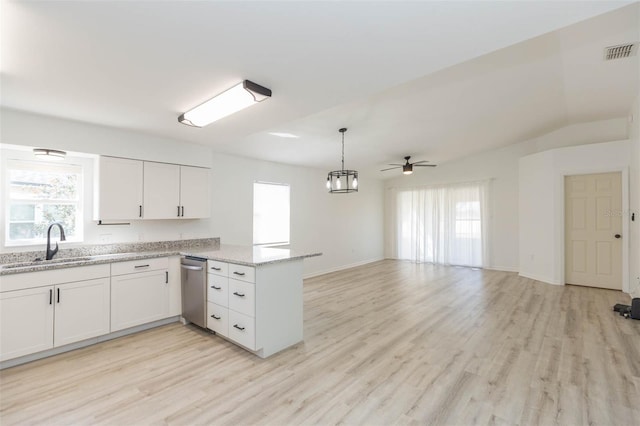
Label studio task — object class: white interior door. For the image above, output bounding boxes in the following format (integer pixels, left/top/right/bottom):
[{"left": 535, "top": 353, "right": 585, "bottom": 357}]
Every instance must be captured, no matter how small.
[{"left": 565, "top": 172, "right": 622, "bottom": 290}]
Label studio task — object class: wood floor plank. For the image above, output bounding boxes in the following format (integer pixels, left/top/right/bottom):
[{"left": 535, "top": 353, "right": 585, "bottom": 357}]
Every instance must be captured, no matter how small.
[{"left": 1, "top": 260, "right": 638, "bottom": 425}]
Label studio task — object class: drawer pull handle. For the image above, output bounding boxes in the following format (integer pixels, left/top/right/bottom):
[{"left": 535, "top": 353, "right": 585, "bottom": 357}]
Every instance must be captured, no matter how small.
[
  {"left": 165, "top": 271, "right": 168, "bottom": 284},
  {"left": 211, "top": 314, "right": 221, "bottom": 320},
  {"left": 233, "top": 324, "right": 245, "bottom": 331},
  {"left": 210, "top": 266, "right": 222, "bottom": 271},
  {"left": 233, "top": 271, "right": 245, "bottom": 276},
  {"left": 211, "top": 285, "right": 222, "bottom": 290},
  {"left": 49, "top": 289, "right": 53, "bottom": 305},
  {"left": 134, "top": 264, "right": 150, "bottom": 269},
  {"left": 233, "top": 292, "right": 245, "bottom": 297}
]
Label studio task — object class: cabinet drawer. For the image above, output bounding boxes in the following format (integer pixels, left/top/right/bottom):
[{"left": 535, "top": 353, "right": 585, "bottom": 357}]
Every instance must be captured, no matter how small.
[
  {"left": 207, "top": 274, "right": 228, "bottom": 306},
  {"left": 207, "top": 302, "right": 228, "bottom": 337},
  {"left": 228, "top": 310, "right": 256, "bottom": 350},
  {"left": 111, "top": 257, "right": 168, "bottom": 276},
  {"left": 228, "top": 279, "right": 255, "bottom": 317},
  {"left": 207, "top": 260, "right": 228, "bottom": 276},
  {"left": 228, "top": 264, "right": 255, "bottom": 283}
]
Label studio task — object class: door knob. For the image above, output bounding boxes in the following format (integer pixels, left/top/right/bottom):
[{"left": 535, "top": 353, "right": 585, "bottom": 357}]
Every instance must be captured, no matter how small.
[{"left": 614, "top": 234, "right": 621, "bottom": 239}]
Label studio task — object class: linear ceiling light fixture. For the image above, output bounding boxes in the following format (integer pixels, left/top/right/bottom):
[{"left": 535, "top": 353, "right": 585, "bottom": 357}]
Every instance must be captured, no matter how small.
[
  {"left": 179, "top": 80, "right": 272, "bottom": 127},
  {"left": 33, "top": 148, "right": 66, "bottom": 160},
  {"left": 326, "top": 128, "right": 358, "bottom": 193}
]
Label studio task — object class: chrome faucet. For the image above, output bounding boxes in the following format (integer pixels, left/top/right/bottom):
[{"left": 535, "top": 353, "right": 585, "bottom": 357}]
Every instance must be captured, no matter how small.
[{"left": 45, "top": 223, "right": 66, "bottom": 260}]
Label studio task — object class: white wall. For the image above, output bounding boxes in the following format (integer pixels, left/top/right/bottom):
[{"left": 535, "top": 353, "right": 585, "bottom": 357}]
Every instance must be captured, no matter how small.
[
  {"left": 384, "top": 117, "right": 629, "bottom": 272},
  {"left": 210, "top": 153, "right": 384, "bottom": 276},
  {"left": 629, "top": 96, "right": 640, "bottom": 297},
  {"left": 0, "top": 108, "right": 385, "bottom": 276},
  {"left": 519, "top": 140, "right": 631, "bottom": 288}
]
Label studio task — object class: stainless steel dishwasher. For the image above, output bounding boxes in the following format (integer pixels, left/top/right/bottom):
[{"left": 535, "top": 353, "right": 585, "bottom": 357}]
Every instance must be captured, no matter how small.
[{"left": 180, "top": 256, "right": 207, "bottom": 328}]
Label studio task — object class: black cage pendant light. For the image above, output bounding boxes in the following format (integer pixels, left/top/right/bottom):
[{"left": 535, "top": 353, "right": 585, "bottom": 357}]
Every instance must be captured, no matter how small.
[{"left": 326, "top": 128, "right": 358, "bottom": 193}]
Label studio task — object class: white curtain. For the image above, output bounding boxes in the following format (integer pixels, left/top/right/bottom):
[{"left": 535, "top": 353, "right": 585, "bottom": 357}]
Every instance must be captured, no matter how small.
[{"left": 390, "top": 181, "right": 490, "bottom": 268}]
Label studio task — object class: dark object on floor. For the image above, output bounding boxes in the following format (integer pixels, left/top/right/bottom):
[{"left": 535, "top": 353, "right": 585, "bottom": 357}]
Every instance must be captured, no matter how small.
[{"left": 613, "top": 298, "right": 640, "bottom": 319}]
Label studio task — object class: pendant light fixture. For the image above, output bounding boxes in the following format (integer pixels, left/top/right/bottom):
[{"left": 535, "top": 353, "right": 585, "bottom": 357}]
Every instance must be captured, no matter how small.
[
  {"left": 326, "top": 128, "right": 358, "bottom": 193},
  {"left": 178, "top": 80, "right": 272, "bottom": 127}
]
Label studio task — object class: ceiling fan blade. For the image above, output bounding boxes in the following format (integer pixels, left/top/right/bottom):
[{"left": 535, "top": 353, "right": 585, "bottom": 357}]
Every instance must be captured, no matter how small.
[
  {"left": 412, "top": 160, "right": 429, "bottom": 164},
  {"left": 380, "top": 166, "right": 401, "bottom": 171},
  {"left": 414, "top": 164, "right": 437, "bottom": 167},
  {"left": 387, "top": 163, "right": 404, "bottom": 166}
]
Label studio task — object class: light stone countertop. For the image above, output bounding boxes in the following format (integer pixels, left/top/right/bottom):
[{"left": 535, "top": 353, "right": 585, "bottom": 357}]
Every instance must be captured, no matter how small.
[
  {"left": 0, "top": 242, "right": 321, "bottom": 276},
  {"left": 183, "top": 244, "right": 322, "bottom": 267}
]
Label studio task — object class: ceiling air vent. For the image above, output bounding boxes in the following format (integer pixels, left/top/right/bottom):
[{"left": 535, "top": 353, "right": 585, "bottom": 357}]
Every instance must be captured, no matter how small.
[{"left": 604, "top": 43, "right": 637, "bottom": 60}]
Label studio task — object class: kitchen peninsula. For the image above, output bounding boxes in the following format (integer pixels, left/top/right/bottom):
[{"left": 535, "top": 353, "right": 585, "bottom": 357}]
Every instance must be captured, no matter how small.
[{"left": 0, "top": 239, "right": 321, "bottom": 367}]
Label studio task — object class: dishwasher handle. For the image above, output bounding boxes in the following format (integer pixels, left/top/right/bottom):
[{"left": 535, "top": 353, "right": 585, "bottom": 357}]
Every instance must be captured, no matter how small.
[{"left": 180, "top": 264, "right": 204, "bottom": 271}]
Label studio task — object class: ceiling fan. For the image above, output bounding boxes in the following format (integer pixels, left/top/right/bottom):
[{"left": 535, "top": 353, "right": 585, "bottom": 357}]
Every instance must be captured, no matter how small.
[{"left": 380, "top": 156, "right": 437, "bottom": 175}]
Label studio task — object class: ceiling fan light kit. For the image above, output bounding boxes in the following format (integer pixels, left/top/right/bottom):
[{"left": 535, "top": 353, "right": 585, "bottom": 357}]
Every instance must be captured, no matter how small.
[
  {"left": 178, "top": 80, "right": 272, "bottom": 127},
  {"left": 381, "top": 156, "right": 437, "bottom": 175},
  {"left": 327, "top": 128, "right": 358, "bottom": 193}
]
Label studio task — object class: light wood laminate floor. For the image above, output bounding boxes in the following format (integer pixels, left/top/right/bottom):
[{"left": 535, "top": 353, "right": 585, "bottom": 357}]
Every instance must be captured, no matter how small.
[{"left": 1, "top": 260, "right": 639, "bottom": 425}]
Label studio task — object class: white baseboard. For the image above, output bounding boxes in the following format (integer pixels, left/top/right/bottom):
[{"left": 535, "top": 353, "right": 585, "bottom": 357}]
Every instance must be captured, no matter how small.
[
  {"left": 304, "top": 257, "right": 385, "bottom": 279},
  {"left": 518, "top": 272, "right": 563, "bottom": 286},
  {"left": 486, "top": 266, "right": 519, "bottom": 273}
]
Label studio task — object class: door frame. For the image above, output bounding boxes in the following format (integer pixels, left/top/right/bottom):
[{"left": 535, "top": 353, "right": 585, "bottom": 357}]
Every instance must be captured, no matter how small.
[{"left": 557, "top": 167, "right": 629, "bottom": 293}]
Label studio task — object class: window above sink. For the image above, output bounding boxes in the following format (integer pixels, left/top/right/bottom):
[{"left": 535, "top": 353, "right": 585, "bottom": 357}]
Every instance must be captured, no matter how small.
[{"left": 1, "top": 145, "right": 88, "bottom": 248}]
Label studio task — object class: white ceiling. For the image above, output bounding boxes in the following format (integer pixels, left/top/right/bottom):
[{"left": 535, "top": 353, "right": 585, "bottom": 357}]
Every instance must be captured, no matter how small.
[{"left": 1, "top": 1, "right": 638, "bottom": 177}]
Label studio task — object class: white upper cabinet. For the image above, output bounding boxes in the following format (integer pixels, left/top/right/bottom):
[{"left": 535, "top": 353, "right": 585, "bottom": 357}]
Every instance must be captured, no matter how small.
[
  {"left": 143, "top": 162, "right": 181, "bottom": 219},
  {"left": 94, "top": 156, "right": 210, "bottom": 221},
  {"left": 180, "top": 166, "right": 210, "bottom": 219},
  {"left": 94, "top": 156, "right": 143, "bottom": 221}
]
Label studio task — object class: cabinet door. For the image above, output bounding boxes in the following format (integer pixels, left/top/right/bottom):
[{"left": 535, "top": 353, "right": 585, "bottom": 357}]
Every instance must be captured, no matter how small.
[
  {"left": 143, "top": 162, "right": 180, "bottom": 219},
  {"left": 54, "top": 278, "right": 110, "bottom": 347},
  {"left": 0, "top": 287, "right": 54, "bottom": 361},
  {"left": 111, "top": 270, "right": 169, "bottom": 332},
  {"left": 168, "top": 256, "right": 182, "bottom": 317},
  {"left": 180, "top": 166, "right": 210, "bottom": 219},
  {"left": 95, "top": 156, "right": 143, "bottom": 220}
]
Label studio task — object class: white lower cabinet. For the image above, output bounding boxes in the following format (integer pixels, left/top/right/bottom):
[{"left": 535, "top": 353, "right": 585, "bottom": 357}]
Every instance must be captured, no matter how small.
[
  {"left": 0, "top": 276, "right": 110, "bottom": 362},
  {"left": 206, "top": 261, "right": 258, "bottom": 352},
  {"left": 0, "top": 287, "right": 54, "bottom": 361},
  {"left": 111, "top": 268, "right": 169, "bottom": 332},
  {"left": 54, "top": 278, "right": 111, "bottom": 347}
]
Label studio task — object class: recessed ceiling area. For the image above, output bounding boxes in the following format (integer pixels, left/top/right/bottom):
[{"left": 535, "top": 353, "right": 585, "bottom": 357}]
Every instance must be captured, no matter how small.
[{"left": 1, "top": 1, "right": 638, "bottom": 176}]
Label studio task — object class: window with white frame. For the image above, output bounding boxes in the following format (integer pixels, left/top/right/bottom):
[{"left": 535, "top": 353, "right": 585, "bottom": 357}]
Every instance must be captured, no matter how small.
[
  {"left": 253, "top": 182, "right": 290, "bottom": 246},
  {"left": 5, "top": 160, "right": 83, "bottom": 245}
]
